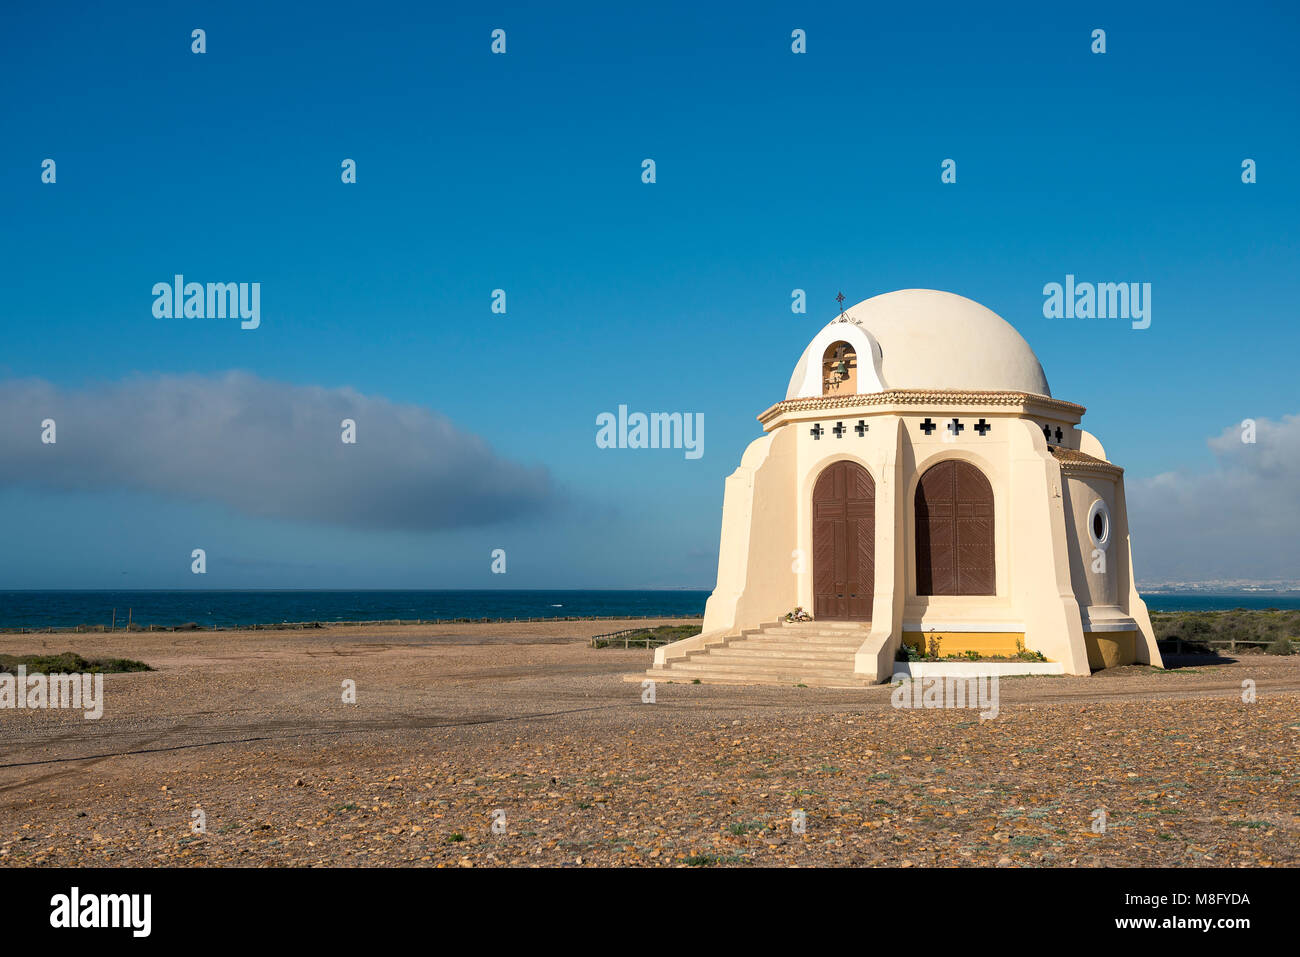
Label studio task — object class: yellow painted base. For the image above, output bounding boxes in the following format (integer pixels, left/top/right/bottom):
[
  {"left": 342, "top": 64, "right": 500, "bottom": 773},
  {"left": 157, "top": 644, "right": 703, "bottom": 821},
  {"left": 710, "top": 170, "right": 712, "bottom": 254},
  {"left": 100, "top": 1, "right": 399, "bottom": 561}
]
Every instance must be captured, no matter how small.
[
  {"left": 1084, "top": 631, "right": 1136, "bottom": 670},
  {"left": 903, "top": 631, "right": 1028, "bottom": 658}
]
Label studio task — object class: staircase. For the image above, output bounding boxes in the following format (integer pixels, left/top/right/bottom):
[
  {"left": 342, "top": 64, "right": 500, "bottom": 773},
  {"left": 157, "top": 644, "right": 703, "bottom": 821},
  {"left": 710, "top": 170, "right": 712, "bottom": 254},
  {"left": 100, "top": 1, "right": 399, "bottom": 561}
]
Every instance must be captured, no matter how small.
[{"left": 643, "top": 620, "right": 874, "bottom": 688}]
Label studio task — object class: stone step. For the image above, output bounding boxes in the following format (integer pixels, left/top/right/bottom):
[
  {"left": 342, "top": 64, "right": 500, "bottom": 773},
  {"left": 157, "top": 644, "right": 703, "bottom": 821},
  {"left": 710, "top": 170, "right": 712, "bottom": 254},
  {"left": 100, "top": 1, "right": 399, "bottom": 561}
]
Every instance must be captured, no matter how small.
[
  {"left": 738, "top": 637, "right": 864, "bottom": 650},
  {"left": 682, "top": 660, "right": 856, "bottom": 675},
  {"left": 748, "top": 645, "right": 863, "bottom": 652},
  {"left": 644, "top": 668, "right": 871, "bottom": 689},
  {"left": 665, "top": 659, "right": 859, "bottom": 679},
  {"left": 771, "top": 620, "right": 869, "bottom": 631},
  {"left": 686, "top": 647, "right": 857, "bottom": 660},
  {"left": 698, "top": 646, "right": 857, "bottom": 662}
]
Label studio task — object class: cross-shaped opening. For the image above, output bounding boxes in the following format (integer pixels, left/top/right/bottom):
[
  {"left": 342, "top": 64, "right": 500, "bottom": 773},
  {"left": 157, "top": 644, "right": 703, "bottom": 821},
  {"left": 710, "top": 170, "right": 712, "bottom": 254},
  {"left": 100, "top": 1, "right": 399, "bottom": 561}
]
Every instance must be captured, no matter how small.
[
  {"left": 920, "top": 418, "right": 937, "bottom": 435},
  {"left": 832, "top": 421, "right": 846, "bottom": 438},
  {"left": 855, "top": 420, "right": 868, "bottom": 436},
  {"left": 947, "top": 418, "right": 964, "bottom": 436},
  {"left": 810, "top": 424, "right": 824, "bottom": 440},
  {"left": 974, "top": 418, "right": 991, "bottom": 436}
]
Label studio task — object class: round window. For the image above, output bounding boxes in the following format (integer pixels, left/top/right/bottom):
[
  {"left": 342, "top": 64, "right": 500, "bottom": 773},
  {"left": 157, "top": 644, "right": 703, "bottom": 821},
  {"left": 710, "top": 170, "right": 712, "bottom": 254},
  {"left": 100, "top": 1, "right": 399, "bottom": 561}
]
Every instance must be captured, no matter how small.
[{"left": 1087, "top": 499, "right": 1110, "bottom": 548}]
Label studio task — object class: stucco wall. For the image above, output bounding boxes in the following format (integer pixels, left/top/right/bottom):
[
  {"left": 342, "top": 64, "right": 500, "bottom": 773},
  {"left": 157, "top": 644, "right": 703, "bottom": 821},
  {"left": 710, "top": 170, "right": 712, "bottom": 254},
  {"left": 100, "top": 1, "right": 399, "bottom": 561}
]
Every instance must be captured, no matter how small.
[
  {"left": 1062, "top": 472, "right": 1120, "bottom": 609},
  {"left": 700, "top": 427, "right": 798, "bottom": 636}
]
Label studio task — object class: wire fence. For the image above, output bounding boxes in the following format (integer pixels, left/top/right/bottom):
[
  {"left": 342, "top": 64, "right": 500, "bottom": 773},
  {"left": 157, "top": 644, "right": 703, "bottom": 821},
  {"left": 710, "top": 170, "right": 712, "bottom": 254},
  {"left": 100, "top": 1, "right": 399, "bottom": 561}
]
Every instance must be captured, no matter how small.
[{"left": 590, "top": 628, "right": 659, "bottom": 649}]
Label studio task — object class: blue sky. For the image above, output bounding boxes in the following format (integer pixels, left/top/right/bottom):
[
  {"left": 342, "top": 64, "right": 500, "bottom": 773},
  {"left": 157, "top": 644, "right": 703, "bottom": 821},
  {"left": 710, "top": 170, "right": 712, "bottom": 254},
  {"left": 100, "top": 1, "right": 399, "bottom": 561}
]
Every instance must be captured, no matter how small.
[{"left": 1, "top": 1, "right": 1298, "bottom": 588}]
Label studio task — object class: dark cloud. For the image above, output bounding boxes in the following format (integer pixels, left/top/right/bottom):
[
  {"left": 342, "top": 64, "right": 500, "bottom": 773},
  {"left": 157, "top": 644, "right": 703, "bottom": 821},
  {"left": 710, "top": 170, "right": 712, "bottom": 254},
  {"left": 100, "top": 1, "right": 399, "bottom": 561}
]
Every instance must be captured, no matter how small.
[
  {"left": 1128, "top": 413, "right": 1300, "bottom": 580},
  {"left": 0, "top": 372, "right": 557, "bottom": 531}
]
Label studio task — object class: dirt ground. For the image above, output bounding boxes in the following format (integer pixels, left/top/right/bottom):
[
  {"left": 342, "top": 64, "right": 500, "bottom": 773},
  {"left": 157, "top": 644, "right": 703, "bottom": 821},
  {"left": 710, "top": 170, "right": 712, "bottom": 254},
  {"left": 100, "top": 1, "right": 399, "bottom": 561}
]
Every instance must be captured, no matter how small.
[{"left": 1, "top": 620, "right": 1296, "bottom": 867}]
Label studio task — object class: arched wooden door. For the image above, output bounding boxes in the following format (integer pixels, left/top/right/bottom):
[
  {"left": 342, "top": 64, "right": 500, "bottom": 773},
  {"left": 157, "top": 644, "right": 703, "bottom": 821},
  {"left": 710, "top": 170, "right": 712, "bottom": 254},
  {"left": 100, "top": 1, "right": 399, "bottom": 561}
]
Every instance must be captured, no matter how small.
[
  {"left": 812, "top": 461, "right": 875, "bottom": 621},
  {"left": 915, "top": 460, "right": 995, "bottom": 596}
]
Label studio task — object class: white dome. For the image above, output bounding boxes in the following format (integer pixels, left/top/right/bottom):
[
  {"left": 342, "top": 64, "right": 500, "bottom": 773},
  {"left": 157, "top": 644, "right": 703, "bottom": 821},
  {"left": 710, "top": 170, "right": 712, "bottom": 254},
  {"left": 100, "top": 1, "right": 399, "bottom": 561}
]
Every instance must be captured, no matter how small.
[{"left": 786, "top": 289, "right": 1051, "bottom": 399}]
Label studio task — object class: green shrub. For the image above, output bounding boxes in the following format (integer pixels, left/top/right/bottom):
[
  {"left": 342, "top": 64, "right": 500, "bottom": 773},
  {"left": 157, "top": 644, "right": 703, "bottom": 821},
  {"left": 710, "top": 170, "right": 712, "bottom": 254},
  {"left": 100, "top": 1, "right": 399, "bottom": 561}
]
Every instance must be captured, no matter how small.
[
  {"left": 0, "top": 652, "right": 152, "bottom": 675},
  {"left": 895, "top": 642, "right": 922, "bottom": 662}
]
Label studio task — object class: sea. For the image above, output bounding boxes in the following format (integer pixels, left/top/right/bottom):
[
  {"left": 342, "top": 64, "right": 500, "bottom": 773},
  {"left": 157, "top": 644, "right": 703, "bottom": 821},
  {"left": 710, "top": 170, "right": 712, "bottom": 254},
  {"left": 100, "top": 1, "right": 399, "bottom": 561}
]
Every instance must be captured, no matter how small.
[
  {"left": 0, "top": 590, "right": 1294, "bottom": 631},
  {"left": 1141, "top": 594, "right": 1300, "bottom": 613},
  {"left": 0, "top": 589, "right": 712, "bottom": 630}
]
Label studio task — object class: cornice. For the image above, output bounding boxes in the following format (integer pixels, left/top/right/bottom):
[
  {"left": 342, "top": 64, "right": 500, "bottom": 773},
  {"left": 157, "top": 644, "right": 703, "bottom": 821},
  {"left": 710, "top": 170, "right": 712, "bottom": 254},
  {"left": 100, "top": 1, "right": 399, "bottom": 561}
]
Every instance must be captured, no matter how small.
[
  {"left": 757, "top": 389, "right": 1086, "bottom": 427},
  {"left": 1051, "top": 446, "right": 1124, "bottom": 476}
]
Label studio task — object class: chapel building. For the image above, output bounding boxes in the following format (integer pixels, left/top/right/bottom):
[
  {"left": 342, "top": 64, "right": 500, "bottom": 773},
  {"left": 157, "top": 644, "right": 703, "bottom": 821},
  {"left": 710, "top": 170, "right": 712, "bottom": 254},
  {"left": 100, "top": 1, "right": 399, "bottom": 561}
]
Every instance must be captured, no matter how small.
[{"left": 647, "top": 289, "right": 1163, "bottom": 686}]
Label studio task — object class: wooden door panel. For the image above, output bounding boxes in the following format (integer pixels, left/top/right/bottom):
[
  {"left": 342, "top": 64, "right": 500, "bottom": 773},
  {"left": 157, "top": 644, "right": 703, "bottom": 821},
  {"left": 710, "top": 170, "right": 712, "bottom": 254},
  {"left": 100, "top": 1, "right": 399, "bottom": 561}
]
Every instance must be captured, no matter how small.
[
  {"left": 812, "top": 460, "right": 875, "bottom": 621},
  {"left": 916, "top": 460, "right": 995, "bottom": 596}
]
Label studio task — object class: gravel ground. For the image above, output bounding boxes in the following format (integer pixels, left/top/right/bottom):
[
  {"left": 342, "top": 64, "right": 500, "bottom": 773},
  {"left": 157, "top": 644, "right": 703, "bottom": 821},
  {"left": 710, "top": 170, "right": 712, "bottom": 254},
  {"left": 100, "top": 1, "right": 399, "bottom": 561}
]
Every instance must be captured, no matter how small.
[{"left": 1, "top": 621, "right": 1296, "bottom": 867}]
